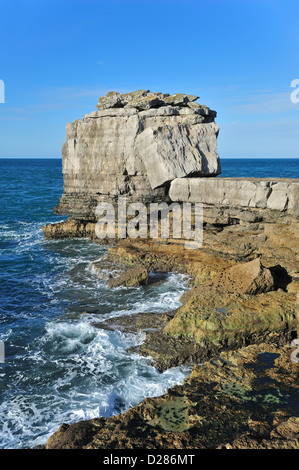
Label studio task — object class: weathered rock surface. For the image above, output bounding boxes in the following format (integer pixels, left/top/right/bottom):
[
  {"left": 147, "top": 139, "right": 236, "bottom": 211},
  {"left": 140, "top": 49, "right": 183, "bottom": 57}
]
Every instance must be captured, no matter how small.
[
  {"left": 96, "top": 238, "right": 297, "bottom": 371},
  {"left": 46, "top": 343, "right": 299, "bottom": 449},
  {"left": 222, "top": 417, "right": 299, "bottom": 449},
  {"left": 41, "top": 88, "right": 299, "bottom": 451},
  {"left": 130, "top": 290, "right": 296, "bottom": 372},
  {"left": 169, "top": 177, "right": 299, "bottom": 213},
  {"left": 95, "top": 90, "right": 200, "bottom": 111},
  {"left": 53, "top": 89, "right": 220, "bottom": 219},
  {"left": 106, "top": 265, "right": 149, "bottom": 288},
  {"left": 107, "top": 238, "right": 233, "bottom": 279},
  {"left": 180, "top": 258, "right": 275, "bottom": 303},
  {"left": 135, "top": 121, "right": 220, "bottom": 189},
  {"left": 164, "top": 290, "right": 296, "bottom": 348},
  {"left": 42, "top": 218, "right": 98, "bottom": 240}
]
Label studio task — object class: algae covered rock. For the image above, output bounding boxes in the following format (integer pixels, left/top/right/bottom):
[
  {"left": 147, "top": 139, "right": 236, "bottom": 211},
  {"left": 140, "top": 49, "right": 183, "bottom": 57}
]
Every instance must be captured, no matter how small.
[
  {"left": 46, "top": 343, "right": 299, "bottom": 449},
  {"left": 164, "top": 290, "right": 296, "bottom": 348}
]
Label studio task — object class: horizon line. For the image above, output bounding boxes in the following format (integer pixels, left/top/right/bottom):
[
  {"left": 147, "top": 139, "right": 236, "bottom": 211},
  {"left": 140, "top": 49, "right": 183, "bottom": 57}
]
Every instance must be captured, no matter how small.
[{"left": 1, "top": 156, "right": 299, "bottom": 161}]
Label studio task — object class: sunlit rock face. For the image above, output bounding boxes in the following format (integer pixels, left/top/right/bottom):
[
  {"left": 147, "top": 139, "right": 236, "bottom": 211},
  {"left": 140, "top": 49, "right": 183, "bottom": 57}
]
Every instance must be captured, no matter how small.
[{"left": 55, "top": 90, "right": 220, "bottom": 218}]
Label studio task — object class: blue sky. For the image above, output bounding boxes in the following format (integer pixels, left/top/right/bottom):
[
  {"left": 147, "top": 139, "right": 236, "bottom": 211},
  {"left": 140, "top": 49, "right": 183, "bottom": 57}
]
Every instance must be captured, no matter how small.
[{"left": 0, "top": 0, "right": 299, "bottom": 158}]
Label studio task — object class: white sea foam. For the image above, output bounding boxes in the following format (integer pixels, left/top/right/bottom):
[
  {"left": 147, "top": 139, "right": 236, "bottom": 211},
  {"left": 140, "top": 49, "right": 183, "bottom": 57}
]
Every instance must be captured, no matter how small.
[
  {"left": 0, "top": 317, "right": 191, "bottom": 449},
  {"left": 1, "top": 219, "right": 191, "bottom": 449}
]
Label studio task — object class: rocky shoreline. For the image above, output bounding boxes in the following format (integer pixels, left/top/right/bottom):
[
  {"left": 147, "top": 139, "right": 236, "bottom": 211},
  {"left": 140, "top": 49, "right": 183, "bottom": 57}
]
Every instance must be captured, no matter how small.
[
  {"left": 46, "top": 343, "right": 299, "bottom": 449},
  {"left": 42, "top": 233, "right": 299, "bottom": 449},
  {"left": 42, "top": 90, "right": 298, "bottom": 449}
]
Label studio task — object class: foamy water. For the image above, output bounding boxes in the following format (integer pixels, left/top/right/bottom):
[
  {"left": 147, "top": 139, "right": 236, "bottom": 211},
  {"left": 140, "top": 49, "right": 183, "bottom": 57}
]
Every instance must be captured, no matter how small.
[
  {"left": 0, "top": 172, "right": 191, "bottom": 448},
  {"left": 3, "top": 157, "right": 297, "bottom": 448}
]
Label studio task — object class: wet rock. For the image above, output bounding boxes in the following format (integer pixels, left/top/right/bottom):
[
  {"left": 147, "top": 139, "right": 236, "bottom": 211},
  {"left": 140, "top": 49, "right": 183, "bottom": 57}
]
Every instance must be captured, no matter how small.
[
  {"left": 46, "top": 343, "right": 299, "bottom": 449},
  {"left": 89, "top": 257, "right": 127, "bottom": 280},
  {"left": 106, "top": 265, "right": 149, "bottom": 288},
  {"left": 136, "top": 288, "right": 297, "bottom": 372},
  {"left": 94, "top": 238, "right": 298, "bottom": 369},
  {"left": 42, "top": 218, "right": 97, "bottom": 240},
  {"left": 92, "top": 311, "right": 175, "bottom": 334},
  {"left": 129, "top": 330, "right": 211, "bottom": 371}
]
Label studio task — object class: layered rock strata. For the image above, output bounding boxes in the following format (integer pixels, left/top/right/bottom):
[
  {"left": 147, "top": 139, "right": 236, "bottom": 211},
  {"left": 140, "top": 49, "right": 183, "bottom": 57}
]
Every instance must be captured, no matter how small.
[
  {"left": 169, "top": 177, "right": 299, "bottom": 213},
  {"left": 54, "top": 90, "right": 220, "bottom": 220},
  {"left": 94, "top": 239, "right": 298, "bottom": 371},
  {"left": 43, "top": 89, "right": 299, "bottom": 450}
]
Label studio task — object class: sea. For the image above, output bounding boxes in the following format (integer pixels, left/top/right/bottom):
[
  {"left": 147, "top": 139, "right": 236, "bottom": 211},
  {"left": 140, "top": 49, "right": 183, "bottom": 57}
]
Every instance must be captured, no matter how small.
[{"left": 0, "top": 157, "right": 299, "bottom": 449}]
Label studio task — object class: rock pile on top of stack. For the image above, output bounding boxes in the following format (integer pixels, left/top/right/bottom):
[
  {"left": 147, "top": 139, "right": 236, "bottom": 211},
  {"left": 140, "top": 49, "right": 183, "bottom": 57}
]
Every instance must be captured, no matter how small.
[{"left": 95, "top": 89, "right": 216, "bottom": 117}]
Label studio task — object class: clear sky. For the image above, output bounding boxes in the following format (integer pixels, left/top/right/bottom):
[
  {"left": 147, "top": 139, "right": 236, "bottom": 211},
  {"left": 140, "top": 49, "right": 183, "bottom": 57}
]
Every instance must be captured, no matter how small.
[{"left": 0, "top": 0, "right": 299, "bottom": 158}]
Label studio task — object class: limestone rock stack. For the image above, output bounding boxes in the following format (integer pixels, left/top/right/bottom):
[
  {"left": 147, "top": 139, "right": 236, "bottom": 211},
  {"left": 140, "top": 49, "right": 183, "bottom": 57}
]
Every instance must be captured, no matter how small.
[{"left": 55, "top": 89, "right": 221, "bottom": 219}]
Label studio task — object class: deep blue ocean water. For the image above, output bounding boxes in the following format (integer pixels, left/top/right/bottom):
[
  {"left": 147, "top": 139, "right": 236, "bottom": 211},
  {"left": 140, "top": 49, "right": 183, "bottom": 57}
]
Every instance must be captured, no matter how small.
[
  {"left": 220, "top": 158, "right": 299, "bottom": 178},
  {"left": 0, "top": 158, "right": 298, "bottom": 449}
]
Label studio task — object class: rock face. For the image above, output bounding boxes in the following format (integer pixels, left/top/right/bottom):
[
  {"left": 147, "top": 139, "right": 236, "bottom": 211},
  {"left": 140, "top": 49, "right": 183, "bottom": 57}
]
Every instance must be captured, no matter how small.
[
  {"left": 103, "top": 239, "right": 297, "bottom": 371},
  {"left": 43, "top": 88, "right": 299, "bottom": 450},
  {"left": 169, "top": 177, "right": 299, "bottom": 213},
  {"left": 181, "top": 258, "right": 275, "bottom": 303},
  {"left": 106, "top": 265, "right": 148, "bottom": 288},
  {"left": 46, "top": 343, "right": 299, "bottom": 449},
  {"left": 54, "top": 89, "right": 220, "bottom": 218}
]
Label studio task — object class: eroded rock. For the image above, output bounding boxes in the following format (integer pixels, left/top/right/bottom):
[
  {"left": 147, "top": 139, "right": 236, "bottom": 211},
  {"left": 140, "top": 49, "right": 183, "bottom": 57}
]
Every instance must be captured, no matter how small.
[
  {"left": 181, "top": 258, "right": 275, "bottom": 303},
  {"left": 46, "top": 343, "right": 299, "bottom": 449},
  {"left": 53, "top": 89, "right": 220, "bottom": 218},
  {"left": 106, "top": 265, "right": 149, "bottom": 288}
]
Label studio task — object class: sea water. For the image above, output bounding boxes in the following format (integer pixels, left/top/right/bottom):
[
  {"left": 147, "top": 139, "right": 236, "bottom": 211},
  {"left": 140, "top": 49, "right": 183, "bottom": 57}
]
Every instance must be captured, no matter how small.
[{"left": 0, "top": 158, "right": 298, "bottom": 449}]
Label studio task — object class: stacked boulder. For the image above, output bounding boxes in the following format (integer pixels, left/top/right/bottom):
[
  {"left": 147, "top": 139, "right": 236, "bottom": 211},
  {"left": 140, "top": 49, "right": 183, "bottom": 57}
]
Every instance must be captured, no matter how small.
[{"left": 55, "top": 90, "right": 221, "bottom": 219}]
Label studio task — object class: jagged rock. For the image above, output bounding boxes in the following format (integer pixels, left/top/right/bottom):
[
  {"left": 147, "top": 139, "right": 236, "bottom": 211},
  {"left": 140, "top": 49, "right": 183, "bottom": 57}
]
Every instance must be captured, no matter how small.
[
  {"left": 181, "top": 258, "right": 275, "bottom": 303},
  {"left": 163, "top": 93, "right": 199, "bottom": 106},
  {"left": 96, "top": 91, "right": 123, "bottom": 109},
  {"left": 106, "top": 237, "right": 233, "bottom": 277},
  {"left": 221, "top": 417, "right": 299, "bottom": 449},
  {"left": 54, "top": 89, "right": 220, "bottom": 218},
  {"left": 99, "top": 238, "right": 298, "bottom": 370},
  {"left": 92, "top": 311, "right": 174, "bottom": 334},
  {"left": 125, "top": 95, "right": 163, "bottom": 110},
  {"left": 96, "top": 90, "right": 200, "bottom": 111},
  {"left": 89, "top": 258, "right": 127, "bottom": 280},
  {"left": 106, "top": 265, "right": 149, "bottom": 288},
  {"left": 42, "top": 218, "right": 97, "bottom": 239},
  {"left": 135, "top": 121, "right": 220, "bottom": 189},
  {"left": 96, "top": 89, "right": 152, "bottom": 110},
  {"left": 45, "top": 343, "right": 299, "bottom": 449}
]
